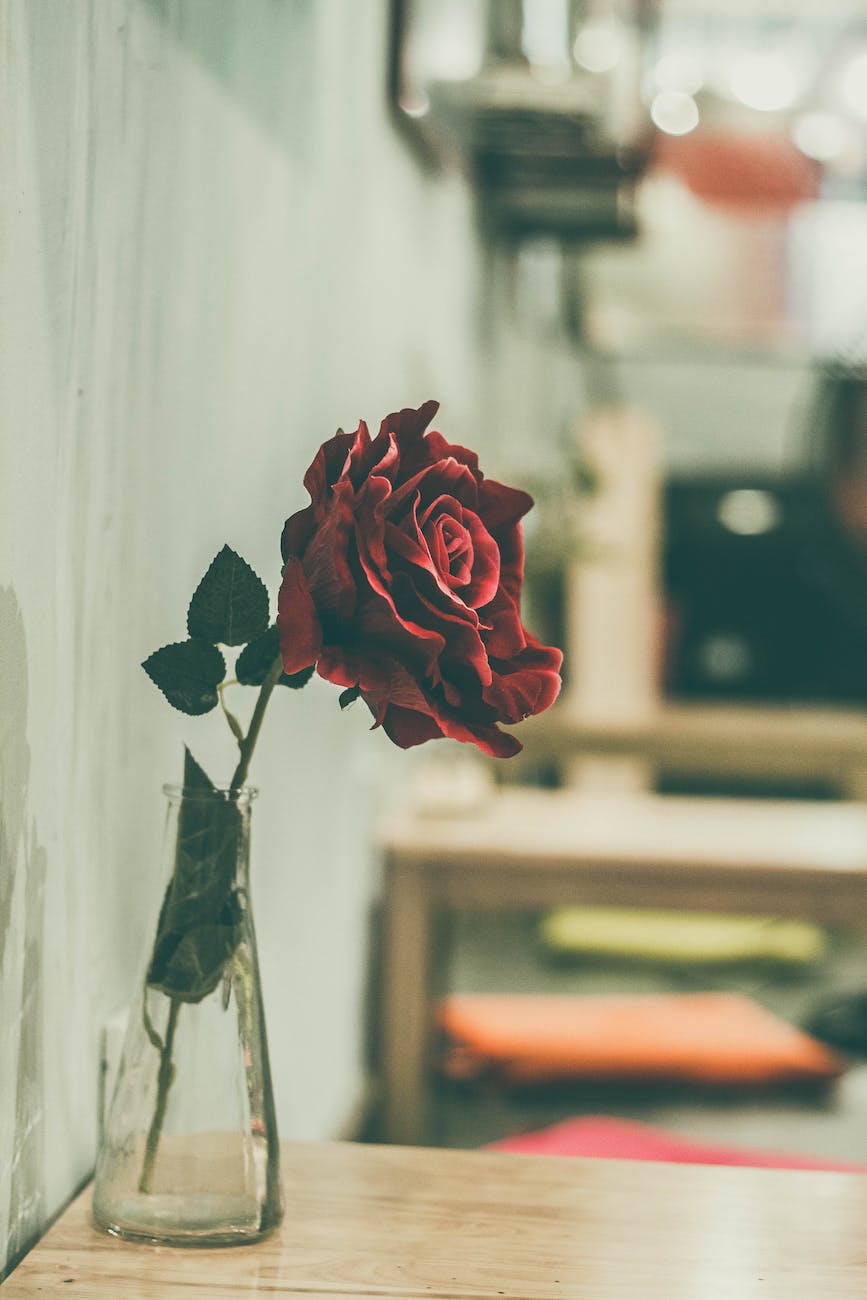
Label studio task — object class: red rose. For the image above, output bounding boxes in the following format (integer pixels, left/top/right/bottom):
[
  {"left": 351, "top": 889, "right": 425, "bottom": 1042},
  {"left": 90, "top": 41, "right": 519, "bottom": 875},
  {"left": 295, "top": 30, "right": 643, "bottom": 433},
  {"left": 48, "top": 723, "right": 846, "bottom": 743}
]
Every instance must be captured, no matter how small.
[{"left": 277, "top": 401, "right": 562, "bottom": 757}]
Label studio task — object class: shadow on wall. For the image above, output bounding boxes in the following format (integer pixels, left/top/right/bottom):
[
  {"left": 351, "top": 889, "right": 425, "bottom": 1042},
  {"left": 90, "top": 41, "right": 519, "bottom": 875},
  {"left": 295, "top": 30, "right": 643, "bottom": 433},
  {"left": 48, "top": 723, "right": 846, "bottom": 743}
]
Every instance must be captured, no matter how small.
[{"left": 0, "top": 586, "right": 47, "bottom": 1277}]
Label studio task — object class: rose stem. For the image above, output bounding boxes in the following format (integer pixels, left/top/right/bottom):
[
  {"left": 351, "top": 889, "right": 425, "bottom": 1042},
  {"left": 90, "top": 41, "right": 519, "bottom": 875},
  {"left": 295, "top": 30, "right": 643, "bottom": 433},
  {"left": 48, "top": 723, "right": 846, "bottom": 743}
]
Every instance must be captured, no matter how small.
[
  {"left": 138, "top": 999, "right": 181, "bottom": 1194},
  {"left": 230, "top": 655, "right": 284, "bottom": 791},
  {"left": 138, "top": 654, "right": 284, "bottom": 1194}
]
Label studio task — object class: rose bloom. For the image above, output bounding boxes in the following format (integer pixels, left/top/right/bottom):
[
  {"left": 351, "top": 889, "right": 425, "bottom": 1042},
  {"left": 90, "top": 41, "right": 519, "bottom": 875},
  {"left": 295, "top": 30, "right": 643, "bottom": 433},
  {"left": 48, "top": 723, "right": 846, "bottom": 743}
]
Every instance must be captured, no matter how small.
[{"left": 277, "top": 401, "right": 562, "bottom": 757}]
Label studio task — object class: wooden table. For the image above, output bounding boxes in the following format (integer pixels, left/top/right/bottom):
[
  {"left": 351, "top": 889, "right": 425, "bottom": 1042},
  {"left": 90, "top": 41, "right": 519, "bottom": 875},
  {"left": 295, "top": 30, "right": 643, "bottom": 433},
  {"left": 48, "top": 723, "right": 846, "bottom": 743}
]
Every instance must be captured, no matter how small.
[
  {"left": 518, "top": 701, "right": 867, "bottom": 799},
  {"left": 7, "top": 1140, "right": 867, "bottom": 1298},
  {"left": 378, "top": 787, "right": 867, "bottom": 1144}
]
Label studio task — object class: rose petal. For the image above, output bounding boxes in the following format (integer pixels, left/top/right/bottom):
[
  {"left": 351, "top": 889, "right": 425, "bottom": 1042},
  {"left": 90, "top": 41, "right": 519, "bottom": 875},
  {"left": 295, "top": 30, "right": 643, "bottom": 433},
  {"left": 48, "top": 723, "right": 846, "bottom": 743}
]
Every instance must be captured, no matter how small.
[
  {"left": 380, "top": 704, "right": 446, "bottom": 749},
  {"left": 362, "top": 430, "right": 400, "bottom": 484},
  {"left": 354, "top": 588, "right": 446, "bottom": 679},
  {"left": 478, "top": 478, "right": 534, "bottom": 532},
  {"left": 455, "top": 510, "right": 500, "bottom": 607},
  {"left": 428, "top": 514, "right": 473, "bottom": 588},
  {"left": 281, "top": 503, "right": 317, "bottom": 563},
  {"left": 483, "top": 636, "right": 563, "bottom": 722},
  {"left": 353, "top": 405, "right": 439, "bottom": 492},
  {"left": 482, "top": 588, "right": 526, "bottom": 660},
  {"left": 406, "top": 575, "right": 492, "bottom": 686},
  {"left": 318, "top": 646, "right": 435, "bottom": 706},
  {"left": 353, "top": 487, "right": 449, "bottom": 677},
  {"left": 377, "top": 678, "right": 522, "bottom": 758},
  {"left": 434, "top": 710, "right": 523, "bottom": 758},
  {"left": 387, "top": 495, "right": 500, "bottom": 615},
  {"left": 394, "top": 492, "right": 475, "bottom": 604},
  {"left": 378, "top": 400, "right": 440, "bottom": 448},
  {"left": 277, "top": 559, "right": 323, "bottom": 673},
  {"left": 389, "top": 458, "right": 478, "bottom": 518},
  {"left": 349, "top": 420, "right": 402, "bottom": 488},
  {"left": 318, "top": 648, "right": 436, "bottom": 731},
  {"left": 477, "top": 482, "right": 531, "bottom": 603},
  {"left": 494, "top": 524, "right": 525, "bottom": 605},
  {"left": 421, "top": 430, "right": 481, "bottom": 479},
  {"left": 354, "top": 475, "right": 393, "bottom": 580},
  {"left": 302, "top": 429, "right": 356, "bottom": 503},
  {"left": 313, "top": 647, "right": 357, "bottom": 689},
  {"left": 302, "top": 480, "right": 358, "bottom": 621}
]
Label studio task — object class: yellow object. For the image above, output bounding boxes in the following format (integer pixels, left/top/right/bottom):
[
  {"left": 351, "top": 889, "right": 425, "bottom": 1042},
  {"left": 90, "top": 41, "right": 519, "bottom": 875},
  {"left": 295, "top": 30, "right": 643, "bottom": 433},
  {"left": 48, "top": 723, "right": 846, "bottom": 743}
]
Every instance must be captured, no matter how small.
[{"left": 539, "top": 907, "right": 826, "bottom": 967}]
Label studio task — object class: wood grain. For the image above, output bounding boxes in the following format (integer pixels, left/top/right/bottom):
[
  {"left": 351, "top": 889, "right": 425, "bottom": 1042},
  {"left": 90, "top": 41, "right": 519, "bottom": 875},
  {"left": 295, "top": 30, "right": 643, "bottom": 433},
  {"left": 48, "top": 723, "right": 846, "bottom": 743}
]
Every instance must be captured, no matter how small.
[{"left": 6, "top": 1141, "right": 867, "bottom": 1298}]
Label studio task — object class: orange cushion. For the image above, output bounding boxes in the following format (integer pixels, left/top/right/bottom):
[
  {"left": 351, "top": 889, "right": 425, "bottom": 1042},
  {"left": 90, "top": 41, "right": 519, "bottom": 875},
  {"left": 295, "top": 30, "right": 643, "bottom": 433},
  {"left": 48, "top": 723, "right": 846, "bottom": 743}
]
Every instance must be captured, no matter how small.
[{"left": 438, "top": 992, "right": 845, "bottom": 1087}]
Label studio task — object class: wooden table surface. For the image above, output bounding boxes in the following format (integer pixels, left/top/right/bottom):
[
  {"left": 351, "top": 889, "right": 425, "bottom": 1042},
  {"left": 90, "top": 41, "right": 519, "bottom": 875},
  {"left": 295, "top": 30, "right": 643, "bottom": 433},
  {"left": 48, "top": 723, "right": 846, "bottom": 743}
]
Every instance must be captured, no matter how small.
[{"left": 7, "top": 1140, "right": 867, "bottom": 1298}]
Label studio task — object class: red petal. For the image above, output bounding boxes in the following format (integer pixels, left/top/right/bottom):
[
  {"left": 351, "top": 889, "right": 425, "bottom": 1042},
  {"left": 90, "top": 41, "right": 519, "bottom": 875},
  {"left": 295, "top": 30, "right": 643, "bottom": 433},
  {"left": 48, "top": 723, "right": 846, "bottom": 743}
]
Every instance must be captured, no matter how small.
[
  {"left": 483, "top": 636, "right": 563, "bottom": 722},
  {"left": 354, "top": 588, "right": 446, "bottom": 679},
  {"left": 302, "top": 429, "right": 355, "bottom": 503},
  {"left": 380, "top": 704, "right": 446, "bottom": 749},
  {"left": 435, "top": 711, "right": 524, "bottom": 758},
  {"left": 281, "top": 503, "right": 317, "bottom": 562},
  {"left": 478, "top": 478, "right": 534, "bottom": 532},
  {"left": 302, "top": 480, "right": 357, "bottom": 620},
  {"left": 277, "top": 559, "right": 322, "bottom": 673},
  {"left": 420, "top": 430, "right": 481, "bottom": 479},
  {"left": 407, "top": 577, "right": 492, "bottom": 686},
  {"left": 482, "top": 588, "right": 526, "bottom": 660},
  {"left": 377, "top": 400, "right": 440, "bottom": 445},
  {"left": 389, "top": 458, "right": 478, "bottom": 517}
]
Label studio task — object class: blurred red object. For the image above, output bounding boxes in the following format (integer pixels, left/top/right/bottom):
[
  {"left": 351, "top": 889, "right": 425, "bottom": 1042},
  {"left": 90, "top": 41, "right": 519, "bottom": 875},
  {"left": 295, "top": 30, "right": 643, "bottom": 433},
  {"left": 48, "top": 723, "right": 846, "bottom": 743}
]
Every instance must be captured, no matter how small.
[
  {"left": 653, "top": 130, "right": 821, "bottom": 213},
  {"left": 488, "top": 1115, "right": 867, "bottom": 1172}
]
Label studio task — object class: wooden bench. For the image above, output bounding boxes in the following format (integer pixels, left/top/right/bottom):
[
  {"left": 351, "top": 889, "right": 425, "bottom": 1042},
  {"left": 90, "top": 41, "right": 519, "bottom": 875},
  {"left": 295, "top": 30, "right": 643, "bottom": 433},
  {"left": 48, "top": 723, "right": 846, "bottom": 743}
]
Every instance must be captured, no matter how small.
[
  {"left": 517, "top": 701, "right": 867, "bottom": 798},
  {"left": 378, "top": 785, "right": 867, "bottom": 1144}
]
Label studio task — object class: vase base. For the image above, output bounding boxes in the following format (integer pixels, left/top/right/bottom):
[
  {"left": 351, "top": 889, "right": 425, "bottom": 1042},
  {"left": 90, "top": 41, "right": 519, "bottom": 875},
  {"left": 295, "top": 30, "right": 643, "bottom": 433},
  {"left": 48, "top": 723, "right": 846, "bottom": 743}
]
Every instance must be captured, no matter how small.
[{"left": 93, "top": 1191, "right": 282, "bottom": 1247}]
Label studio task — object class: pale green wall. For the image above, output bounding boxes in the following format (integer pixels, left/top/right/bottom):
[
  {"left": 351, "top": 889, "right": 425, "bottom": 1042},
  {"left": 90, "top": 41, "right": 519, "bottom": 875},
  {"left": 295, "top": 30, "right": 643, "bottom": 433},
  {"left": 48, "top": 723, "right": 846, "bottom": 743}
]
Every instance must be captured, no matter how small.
[{"left": 0, "top": 0, "right": 487, "bottom": 1273}]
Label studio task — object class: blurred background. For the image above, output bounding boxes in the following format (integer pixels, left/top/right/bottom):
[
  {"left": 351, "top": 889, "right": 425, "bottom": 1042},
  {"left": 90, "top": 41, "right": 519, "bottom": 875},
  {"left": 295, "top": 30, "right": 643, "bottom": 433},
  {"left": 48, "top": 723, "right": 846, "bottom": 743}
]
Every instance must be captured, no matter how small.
[{"left": 3, "top": 0, "right": 867, "bottom": 1274}]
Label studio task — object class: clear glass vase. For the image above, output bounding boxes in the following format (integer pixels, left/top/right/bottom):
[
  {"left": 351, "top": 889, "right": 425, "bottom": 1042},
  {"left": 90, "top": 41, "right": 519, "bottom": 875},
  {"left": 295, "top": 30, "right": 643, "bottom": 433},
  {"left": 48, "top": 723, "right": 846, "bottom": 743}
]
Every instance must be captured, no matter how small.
[{"left": 93, "top": 780, "right": 282, "bottom": 1245}]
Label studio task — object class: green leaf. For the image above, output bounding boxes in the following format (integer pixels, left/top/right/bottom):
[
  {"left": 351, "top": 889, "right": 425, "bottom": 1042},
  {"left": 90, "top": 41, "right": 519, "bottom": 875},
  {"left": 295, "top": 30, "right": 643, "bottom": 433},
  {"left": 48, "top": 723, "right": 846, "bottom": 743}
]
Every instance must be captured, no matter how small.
[
  {"left": 187, "top": 545, "right": 270, "bottom": 646},
  {"left": 283, "top": 664, "right": 315, "bottom": 690},
  {"left": 142, "top": 640, "right": 226, "bottom": 715},
  {"left": 147, "top": 749, "right": 244, "bottom": 1002},
  {"left": 235, "top": 626, "right": 280, "bottom": 686},
  {"left": 147, "top": 906, "right": 242, "bottom": 1003},
  {"left": 339, "top": 685, "right": 361, "bottom": 709},
  {"left": 236, "top": 625, "right": 315, "bottom": 690},
  {"left": 180, "top": 746, "right": 212, "bottom": 792}
]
